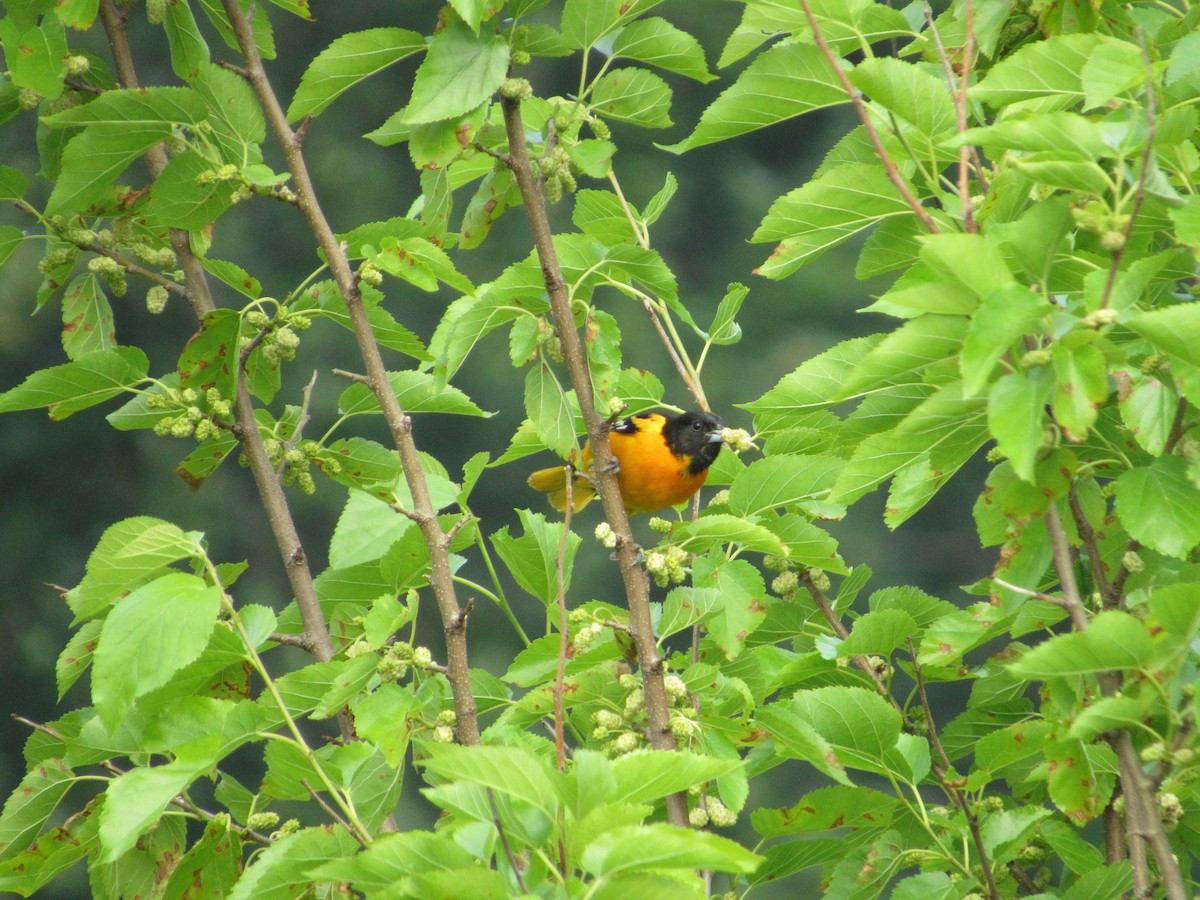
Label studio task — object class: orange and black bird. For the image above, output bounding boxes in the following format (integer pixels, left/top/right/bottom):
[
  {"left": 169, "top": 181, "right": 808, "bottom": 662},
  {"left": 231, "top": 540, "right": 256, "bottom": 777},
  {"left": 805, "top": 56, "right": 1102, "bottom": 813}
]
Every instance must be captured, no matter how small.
[{"left": 527, "top": 410, "right": 725, "bottom": 514}]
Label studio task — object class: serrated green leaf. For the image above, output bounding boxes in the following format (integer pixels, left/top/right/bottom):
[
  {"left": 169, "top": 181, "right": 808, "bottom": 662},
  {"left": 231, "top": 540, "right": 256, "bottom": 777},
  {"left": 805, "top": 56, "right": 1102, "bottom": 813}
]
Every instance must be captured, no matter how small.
[
  {"left": 707, "top": 282, "right": 747, "bottom": 345},
  {"left": 59, "top": 273, "right": 116, "bottom": 360},
  {"left": 988, "top": 370, "right": 1053, "bottom": 483},
  {"left": 1010, "top": 610, "right": 1153, "bottom": 677},
  {"left": 664, "top": 42, "right": 845, "bottom": 152},
  {"left": 672, "top": 514, "right": 785, "bottom": 557},
  {"left": 971, "top": 33, "right": 1104, "bottom": 111},
  {"left": 837, "top": 608, "right": 918, "bottom": 658},
  {"left": 849, "top": 56, "right": 955, "bottom": 142},
  {"left": 404, "top": 23, "right": 508, "bottom": 125},
  {"left": 1126, "top": 302, "right": 1200, "bottom": 367},
  {"left": 613, "top": 17, "right": 714, "bottom": 83},
  {"left": 728, "top": 454, "right": 844, "bottom": 517},
  {"left": 288, "top": 28, "right": 425, "bottom": 121},
  {"left": 591, "top": 67, "right": 673, "bottom": 128},
  {"left": 491, "top": 509, "right": 581, "bottom": 606},
  {"left": 1116, "top": 456, "right": 1200, "bottom": 558},
  {"left": 0, "top": 15, "right": 67, "bottom": 99},
  {"left": 752, "top": 164, "right": 914, "bottom": 279},
  {"left": 961, "top": 285, "right": 1048, "bottom": 396},
  {"left": 227, "top": 826, "right": 361, "bottom": 900},
  {"left": 421, "top": 744, "right": 557, "bottom": 817},
  {"left": 338, "top": 370, "right": 487, "bottom": 417},
  {"left": 91, "top": 573, "right": 223, "bottom": 730},
  {"left": 163, "top": 0, "right": 209, "bottom": 81},
  {"left": 0, "top": 758, "right": 75, "bottom": 863},
  {"left": 582, "top": 823, "right": 761, "bottom": 876},
  {"left": 524, "top": 362, "right": 576, "bottom": 458},
  {"left": 0, "top": 346, "right": 148, "bottom": 420}
]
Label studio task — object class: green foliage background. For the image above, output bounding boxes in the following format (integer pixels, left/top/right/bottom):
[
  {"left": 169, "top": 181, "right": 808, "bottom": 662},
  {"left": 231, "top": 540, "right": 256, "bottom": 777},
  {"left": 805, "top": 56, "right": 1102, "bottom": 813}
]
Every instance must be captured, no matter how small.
[{"left": 1, "top": 0, "right": 1198, "bottom": 897}]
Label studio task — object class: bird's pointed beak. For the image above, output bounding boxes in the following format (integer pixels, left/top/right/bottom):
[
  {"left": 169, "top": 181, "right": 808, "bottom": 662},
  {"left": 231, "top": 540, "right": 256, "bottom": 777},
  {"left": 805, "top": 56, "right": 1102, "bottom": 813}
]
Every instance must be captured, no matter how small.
[{"left": 707, "top": 430, "right": 724, "bottom": 443}]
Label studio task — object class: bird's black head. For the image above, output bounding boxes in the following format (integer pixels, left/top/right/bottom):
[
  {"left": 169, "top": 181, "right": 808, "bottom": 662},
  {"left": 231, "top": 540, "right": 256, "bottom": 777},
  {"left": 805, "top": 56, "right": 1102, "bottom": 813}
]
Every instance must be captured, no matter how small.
[{"left": 665, "top": 411, "right": 726, "bottom": 476}]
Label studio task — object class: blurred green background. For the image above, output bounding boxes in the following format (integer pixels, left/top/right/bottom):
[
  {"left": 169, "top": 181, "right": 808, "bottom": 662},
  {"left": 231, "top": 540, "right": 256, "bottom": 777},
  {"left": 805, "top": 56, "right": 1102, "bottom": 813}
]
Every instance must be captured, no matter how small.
[{"left": 0, "top": 2, "right": 993, "bottom": 894}]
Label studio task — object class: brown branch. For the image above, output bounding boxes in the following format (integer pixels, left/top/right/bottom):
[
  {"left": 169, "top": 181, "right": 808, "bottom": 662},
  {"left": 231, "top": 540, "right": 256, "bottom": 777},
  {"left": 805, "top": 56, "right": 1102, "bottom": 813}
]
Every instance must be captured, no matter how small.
[
  {"left": 1066, "top": 487, "right": 1117, "bottom": 609},
  {"left": 1042, "top": 505, "right": 1094, "bottom": 632},
  {"left": 219, "top": 0, "right": 480, "bottom": 746},
  {"left": 488, "top": 788, "right": 530, "bottom": 893},
  {"left": 498, "top": 93, "right": 688, "bottom": 827},
  {"left": 923, "top": 1, "right": 977, "bottom": 233},
  {"left": 797, "top": 0, "right": 940, "bottom": 234},
  {"left": 98, "top": 1, "right": 346, "bottom": 737},
  {"left": 301, "top": 779, "right": 365, "bottom": 846}
]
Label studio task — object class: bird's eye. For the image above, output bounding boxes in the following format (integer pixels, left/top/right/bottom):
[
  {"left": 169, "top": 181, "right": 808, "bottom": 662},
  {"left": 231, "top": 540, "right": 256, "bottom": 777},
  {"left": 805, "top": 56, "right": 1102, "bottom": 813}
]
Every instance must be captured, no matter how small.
[{"left": 692, "top": 420, "right": 703, "bottom": 430}]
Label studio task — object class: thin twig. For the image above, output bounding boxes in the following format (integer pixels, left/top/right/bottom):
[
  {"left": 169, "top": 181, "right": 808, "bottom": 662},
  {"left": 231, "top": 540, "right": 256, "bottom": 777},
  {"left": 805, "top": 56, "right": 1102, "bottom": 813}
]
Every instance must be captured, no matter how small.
[
  {"left": 488, "top": 788, "right": 530, "bottom": 893},
  {"left": 1041, "top": 506, "right": 1094, "bottom": 632},
  {"left": 797, "top": 0, "right": 940, "bottom": 234},
  {"left": 302, "top": 779, "right": 365, "bottom": 846},
  {"left": 992, "top": 576, "right": 1090, "bottom": 629},
  {"left": 923, "top": 1, "right": 976, "bottom": 233},
  {"left": 641, "top": 297, "right": 707, "bottom": 411}
]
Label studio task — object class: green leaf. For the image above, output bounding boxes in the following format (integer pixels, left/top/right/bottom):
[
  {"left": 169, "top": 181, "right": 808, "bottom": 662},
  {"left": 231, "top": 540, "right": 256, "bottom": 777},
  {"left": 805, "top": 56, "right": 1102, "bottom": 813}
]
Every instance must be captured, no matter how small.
[
  {"left": 582, "top": 824, "right": 761, "bottom": 876},
  {"left": 403, "top": 23, "right": 508, "bottom": 125},
  {"left": 728, "top": 454, "right": 844, "bottom": 518},
  {"left": 147, "top": 150, "right": 235, "bottom": 229},
  {"left": 227, "top": 826, "right": 361, "bottom": 900},
  {"left": 1117, "top": 369, "right": 1178, "bottom": 457},
  {"left": 421, "top": 744, "right": 557, "bottom": 818},
  {"left": 693, "top": 557, "right": 767, "bottom": 661},
  {"left": 762, "top": 515, "right": 847, "bottom": 572},
  {"left": 988, "top": 370, "right": 1053, "bottom": 482},
  {"left": 288, "top": 28, "right": 425, "bottom": 121},
  {"left": 751, "top": 164, "right": 914, "bottom": 279},
  {"left": 0, "top": 346, "right": 148, "bottom": 420},
  {"left": 971, "top": 33, "right": 1104, "bottom": 111},
  {"left": 1114, "top": 456, "right": 1200, "bottom": 559},
  {"left": 0, "top": 758, "right": 74, "bottom": 863},
  {"left": 163, "top": 0, "right": 210, "bottom": 81},
  {"left": 338, "top": 370, "right": 487, "bottom": 417},
  {"left": 590, "top": 67, "right": 673, "bottom": 128},
  {"left": 163, "top": 818, "right": 241, "bottom": 900},
  {"left": 787, "top": 686, "right": 903, "bottom": 776},
  {"left": 67, "top": 516, "right": 200, "bottom": 621},
  {"left": 1045, "top": 733, "right": 1117, "bottom": 823},
  {"left": 611, "top": 751, "right": 741, "bottom": 806},
  {"left": 960, "top": 284, "right": 1048, "bottom": 396},
  {"left": 751, "top": 785, "right": 899, "bottom": 838},
  {"left": 59, "top": 273, "right": 116, "bottom": 360},
  {"left": 561, "top": 0, "right": 656, "bottom": 49},
  {"left": 1081, "top": 39, "right": 1144, "bottom": 110},
  {"left": 837, "top": 608, "right": 918, "bottom": 658},
  {"left": 459, "top": 166, "right": 522, "bottom": 248},
  {"left": 91, "top": 573, "right": 223, "bottom": 730},
  {"left": 849, "top": 56, "right": 955, "bottom": 142},
  {"left": 663, "top": 42, "right": 845, "bottom": 153},
  {"left": 0, "top": 15, "right": 67, "bottom": 99},
  {"left": 1010, "top": 611, "right": 1153, "bottom": 677},
  {"left": 178, "top": 308, "right": 240, "bottom": 398},
  {"left": 742, "top": 334, "right": 883, "bottom": 428},
  {"left": 1061, "top": 862, "right": 1133, "bottom": 900},
  {"left": 671, "top": 514, "right": 786, "bottom": 557},
  {"left": 707, "top": 283, "right": 747, "bottom": 345},
  {"left": 0, "top": 797, "right": 99, "bottom": 893},
  {"left": 1126, "top": 302, "right": 1200, "bottom": 367},
  {"left": 490, "top": 509, "right": 581, "bottom": 606},
  {"left": 1051, "top": 341, "right": 1107, "bottom": 442},
  {"left": 612, "top": 17, "right": 714, "bottom": 83},
  {"left": 99, "top": 736, "right": 221, "bottom": 862},
  {"left": 371, "top": 235, "right": 475, "bottom": 294},
  {"left": 524, "top": 362, "right": 576, "bottom": 458}
]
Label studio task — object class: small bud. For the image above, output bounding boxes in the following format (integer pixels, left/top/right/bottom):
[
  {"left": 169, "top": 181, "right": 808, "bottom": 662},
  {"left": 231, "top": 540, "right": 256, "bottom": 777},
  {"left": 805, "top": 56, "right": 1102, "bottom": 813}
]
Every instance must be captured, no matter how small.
[
  {"left": 146, "top": 285, "right": 169, "bottom": 314},
  {"left": 65, "top": 55, "right": 91, "bottom": 77},
  {"left": 433, "top": 723, "right": 455, "bottom": 744},
  {"left": 247, "top": 811, "right": 280, "bottom": 830},
  {"left": 499, "top": 77, "right": 533, "bottom": 101},
  {"left": 689, "top": 806, "right": 710, "bottom": 827},
  {"left": 17, "top": 88, "right": 43, "bottom": 110},
  {"left": 663, "top": 674, "right": 687, "bottom": 699},
  {"left": 612, "top": 732, "right": 639, "bottom": 755},
  {"left": 648, "top": 516, "right": 673, "bottom": 534},
  {"left": 1122, "top": 550, "right": 1145, "bottom": 574},
  {"left": 437, "top": 709, "right": 457, "bottom": 725},
  {"left": 1099, "top": 230, "right": 1126, "bottom": 252},
  {"left": 720, "top": 427, "right": 756, "bottom": 452},
  {"left": 146, "top": 0, "right": 167, "bottom": 23},
  {"left": 804, "top": 567, "right": 831, "bottom": 593},
  {"left": 1020, "top": 348, "right": 1052, "bottom": 369},
  {"left": 594, "top": 522, "right": 617, "bottom": 549},
  {"left": 1083, "top": 308, "right": 1119, "bottom": 329},
  {"left": 772, "top": 570, "right": 799, "bottom": 597},
  {"left": 413, "top": 646, "right": 433, "bottom": 668}
]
